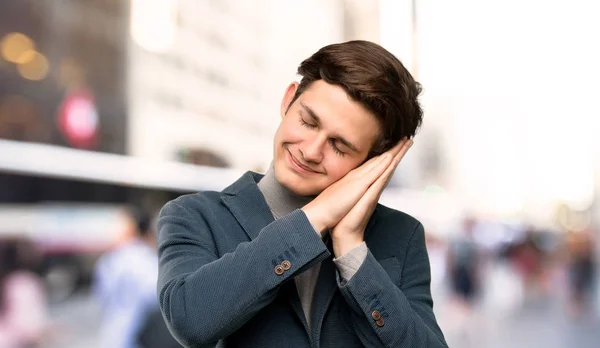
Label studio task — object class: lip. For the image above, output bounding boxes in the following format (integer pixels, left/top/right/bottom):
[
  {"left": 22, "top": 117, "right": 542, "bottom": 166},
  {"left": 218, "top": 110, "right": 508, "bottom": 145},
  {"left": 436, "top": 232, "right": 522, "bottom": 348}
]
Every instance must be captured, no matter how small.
[{"left": 286, "top": 150, "right": 320, "bottom": 174}]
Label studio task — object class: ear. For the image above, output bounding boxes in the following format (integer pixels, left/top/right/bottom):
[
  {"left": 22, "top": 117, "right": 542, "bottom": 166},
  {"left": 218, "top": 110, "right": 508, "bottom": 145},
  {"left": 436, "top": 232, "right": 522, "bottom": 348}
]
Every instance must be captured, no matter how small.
[{"left": 280, "top": 82, "right": 299, "bottom": 119}]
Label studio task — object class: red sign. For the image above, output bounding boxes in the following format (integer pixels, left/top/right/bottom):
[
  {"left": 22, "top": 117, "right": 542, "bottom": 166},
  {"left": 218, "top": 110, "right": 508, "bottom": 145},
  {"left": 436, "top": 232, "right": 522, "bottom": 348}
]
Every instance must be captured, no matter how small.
[{"left": 57, "top": 88, "right": 99, "bottom": 149}]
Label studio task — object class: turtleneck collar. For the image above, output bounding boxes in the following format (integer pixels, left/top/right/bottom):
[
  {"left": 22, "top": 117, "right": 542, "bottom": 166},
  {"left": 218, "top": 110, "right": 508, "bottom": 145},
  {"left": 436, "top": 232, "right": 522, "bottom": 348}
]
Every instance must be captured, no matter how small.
[{"left": 257, "top": 164, "right": 314, "bottom": 219}]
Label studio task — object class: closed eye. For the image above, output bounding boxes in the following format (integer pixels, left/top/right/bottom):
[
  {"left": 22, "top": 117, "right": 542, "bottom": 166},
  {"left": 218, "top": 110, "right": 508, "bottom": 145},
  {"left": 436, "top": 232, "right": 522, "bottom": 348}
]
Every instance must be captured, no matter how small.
[
  {"left": 299, "top": 115, "right": 346, "bottom": 156},
  {"left": 299, "top": 116, "right": 317, "bottom": 129},
  {"left": 329, "top": 139, "right": 345, "bottom": 157}
]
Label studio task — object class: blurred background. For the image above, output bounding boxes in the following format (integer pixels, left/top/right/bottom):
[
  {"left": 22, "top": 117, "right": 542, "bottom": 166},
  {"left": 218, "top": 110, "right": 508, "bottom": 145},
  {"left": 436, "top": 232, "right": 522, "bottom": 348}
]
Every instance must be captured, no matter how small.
[{"left": 0, "top": 0, "right": 598, "bottom": 347}]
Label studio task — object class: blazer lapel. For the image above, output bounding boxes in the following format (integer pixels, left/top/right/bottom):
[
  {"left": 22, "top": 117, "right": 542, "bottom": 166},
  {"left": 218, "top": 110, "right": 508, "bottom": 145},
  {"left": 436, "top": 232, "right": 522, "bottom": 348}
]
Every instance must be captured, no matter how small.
[
  {"left": 282, "top": 258, "right": 338, "bottom": 346},
  {"left": 310, "top": 239, "right": 338, "bottom": 346},
  {"left": 281, "top": 279, "right": 311, "bottom": 334},
  {"left": 220, "top": 171, "right": 274, "bottom": 240}
]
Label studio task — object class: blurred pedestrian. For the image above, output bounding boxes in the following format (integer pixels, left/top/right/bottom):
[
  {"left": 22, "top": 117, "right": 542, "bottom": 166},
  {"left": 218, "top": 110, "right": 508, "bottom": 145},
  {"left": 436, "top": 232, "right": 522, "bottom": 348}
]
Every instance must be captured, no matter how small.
[
  {"left": 426, "top": 233, "right": 448, "bottom": 300},
  {"left": 0, "top": 237, "right": 47, "bottom": 348},
  {"left": 447, "top": 217, "right": 481, "bottom": 311},
  {"left": 565, "top": 229, "right": 596, "bottom": 318},
  {"left": 93, "top": 208, "right": 163, "bottom": 348},
  {"left": 510, "top": 229, "right": 545, "bottom": 299}
]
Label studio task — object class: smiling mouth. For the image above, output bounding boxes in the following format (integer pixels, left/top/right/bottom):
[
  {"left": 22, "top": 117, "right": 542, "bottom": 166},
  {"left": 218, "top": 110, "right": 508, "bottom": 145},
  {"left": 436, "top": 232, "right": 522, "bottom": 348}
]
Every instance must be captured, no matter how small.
[{"left": 288, "top": 150, "right": 320, "bottom": 174}]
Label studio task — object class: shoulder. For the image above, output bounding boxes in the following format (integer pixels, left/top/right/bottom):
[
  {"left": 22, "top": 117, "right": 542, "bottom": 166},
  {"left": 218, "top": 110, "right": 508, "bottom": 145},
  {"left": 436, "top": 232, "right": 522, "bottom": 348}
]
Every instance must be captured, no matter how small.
[
  {"left": 166, "top": 190, "right": 223, "bottom": 210},
  {"left": 157, "top": 191, "right": 237, "bottom": 243},
  {"left": 159, "top": 191, "right": 225, "bottom": 218}
]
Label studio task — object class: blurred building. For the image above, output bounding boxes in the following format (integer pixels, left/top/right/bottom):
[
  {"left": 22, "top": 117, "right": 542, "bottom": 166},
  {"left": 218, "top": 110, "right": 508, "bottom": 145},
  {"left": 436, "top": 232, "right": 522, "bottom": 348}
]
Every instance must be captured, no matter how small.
[
  {"left": 127, "top": 0, "right": 381, "bottom": 172},
  {"left": 0, "top": 0, "right": 387, "bottom": 203},
  {"left": 0, "top": 0, "right": 140, "bottom": 302},
  {"left": 0, "top": 0, "right": 129, "bottom": 154},
  {"left": 0, "top": 0, "right": 133, "bottom": 205}
]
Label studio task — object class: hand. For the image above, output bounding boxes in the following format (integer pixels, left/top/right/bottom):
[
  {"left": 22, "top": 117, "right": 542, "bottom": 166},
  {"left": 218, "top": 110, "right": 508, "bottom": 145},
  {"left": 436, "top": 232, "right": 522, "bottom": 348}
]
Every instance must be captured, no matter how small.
[
  {"left": 331, "top": 139, "right": 413, "bottom": 257},
  {"left": 301, "top": 138, "right": 411, "bottom": 235}
]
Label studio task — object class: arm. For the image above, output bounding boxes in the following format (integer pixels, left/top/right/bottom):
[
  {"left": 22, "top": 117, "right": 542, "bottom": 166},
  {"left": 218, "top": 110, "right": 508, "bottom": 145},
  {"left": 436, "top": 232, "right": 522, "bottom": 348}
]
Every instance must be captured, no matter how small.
[
  {"left": 337, "top": 222, "right": 448, "bottom": 348},
  {"left": 157, "top": 200, "right": 329, "bottom": 347}
]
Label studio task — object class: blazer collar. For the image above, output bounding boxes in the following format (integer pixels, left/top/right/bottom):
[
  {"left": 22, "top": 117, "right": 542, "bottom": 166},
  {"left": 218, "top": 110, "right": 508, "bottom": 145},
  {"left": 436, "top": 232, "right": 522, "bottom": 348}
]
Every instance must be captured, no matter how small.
[
  {"left": 220, "top": 171, "right": 275, "bottom": 240},
  {"left": 220, "top": 171, "right": 382, "bottom": 241}
]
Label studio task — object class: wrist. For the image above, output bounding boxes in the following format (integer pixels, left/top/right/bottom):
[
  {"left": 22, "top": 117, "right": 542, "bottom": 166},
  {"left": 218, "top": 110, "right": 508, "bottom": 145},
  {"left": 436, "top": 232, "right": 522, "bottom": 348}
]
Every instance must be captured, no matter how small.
[
  {"left": 301, "top": 205, "right": 329, "bottom": 235},
  {"left": 332, "top": 235, "right": 364, "bottom": 258}
]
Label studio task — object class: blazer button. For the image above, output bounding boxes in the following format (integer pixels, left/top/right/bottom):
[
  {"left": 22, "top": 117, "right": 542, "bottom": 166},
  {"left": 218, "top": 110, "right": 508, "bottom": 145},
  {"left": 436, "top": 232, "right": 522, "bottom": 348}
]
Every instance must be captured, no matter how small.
[
  {"left": 371, "top": 310, "right": 382, "bottom": 321},
  {"left": 376, "top": 318, "right": 385, "bottom": 327},
  {"left": 281, "top": 260, "right": 291, "bottom": 271},
  {"left": 274, "top": 265, "right": 285, "bottom": 275}
]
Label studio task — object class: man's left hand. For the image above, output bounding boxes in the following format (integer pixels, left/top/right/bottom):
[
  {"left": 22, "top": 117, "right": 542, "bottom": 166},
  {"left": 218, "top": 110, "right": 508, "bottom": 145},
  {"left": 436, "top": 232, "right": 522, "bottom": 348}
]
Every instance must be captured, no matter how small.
[{"left": 331, "top": 139, "right": 413, "bottom": 258}]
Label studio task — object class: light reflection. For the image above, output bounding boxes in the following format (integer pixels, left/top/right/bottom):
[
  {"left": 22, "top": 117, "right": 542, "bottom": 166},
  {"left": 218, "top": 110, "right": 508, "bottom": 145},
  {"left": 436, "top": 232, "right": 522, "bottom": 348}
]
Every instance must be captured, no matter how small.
[
  {"left": 0, "top": 32, "right": 35, "bottom": 63},
  {"left": 17, "top": 51, "right": 49, "bottom": 81},
  {"left": 14, "top": 49, "right": 37, "bottom": 64}
]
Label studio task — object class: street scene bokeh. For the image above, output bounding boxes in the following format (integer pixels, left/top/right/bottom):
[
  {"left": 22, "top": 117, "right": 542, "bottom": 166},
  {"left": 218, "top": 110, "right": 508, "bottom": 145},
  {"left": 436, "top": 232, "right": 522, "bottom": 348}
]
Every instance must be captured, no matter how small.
[{"left": 1, "top": 1, "right": 599, "bottom": 347}]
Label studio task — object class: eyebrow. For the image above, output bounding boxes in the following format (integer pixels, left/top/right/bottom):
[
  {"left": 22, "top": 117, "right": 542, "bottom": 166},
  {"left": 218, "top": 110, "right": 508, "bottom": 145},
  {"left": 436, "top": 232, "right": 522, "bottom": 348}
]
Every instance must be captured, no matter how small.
[{"left": 299, "top": 102, "right": 360, "bottom": 153}]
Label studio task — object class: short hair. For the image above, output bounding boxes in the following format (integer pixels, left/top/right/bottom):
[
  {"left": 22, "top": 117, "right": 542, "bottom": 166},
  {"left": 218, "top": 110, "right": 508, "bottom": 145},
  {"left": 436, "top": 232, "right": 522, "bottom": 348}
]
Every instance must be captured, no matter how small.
[{"left": 291, "top": 40, "right": 423, "bottom": 157}]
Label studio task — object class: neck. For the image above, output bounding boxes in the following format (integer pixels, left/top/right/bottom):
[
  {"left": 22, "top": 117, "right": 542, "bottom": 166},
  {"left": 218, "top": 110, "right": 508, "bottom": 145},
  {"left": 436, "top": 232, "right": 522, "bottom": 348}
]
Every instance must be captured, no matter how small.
[{"left": 257, "top": 164, "right": 314, "bottom": 219}]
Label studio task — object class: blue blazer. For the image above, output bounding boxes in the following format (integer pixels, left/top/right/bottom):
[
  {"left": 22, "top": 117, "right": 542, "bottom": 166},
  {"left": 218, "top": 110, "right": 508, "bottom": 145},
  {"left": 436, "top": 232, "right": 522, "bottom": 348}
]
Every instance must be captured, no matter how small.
[{"left": 157, "top": 172, "right": 447, "bottom": 347}]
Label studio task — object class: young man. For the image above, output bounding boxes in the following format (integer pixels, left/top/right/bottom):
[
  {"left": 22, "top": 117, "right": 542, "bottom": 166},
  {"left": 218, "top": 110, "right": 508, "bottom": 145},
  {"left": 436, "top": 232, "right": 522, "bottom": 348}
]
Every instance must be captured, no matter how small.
[{"left": 157, "top": 40, "right": 448, "bottom": 347}]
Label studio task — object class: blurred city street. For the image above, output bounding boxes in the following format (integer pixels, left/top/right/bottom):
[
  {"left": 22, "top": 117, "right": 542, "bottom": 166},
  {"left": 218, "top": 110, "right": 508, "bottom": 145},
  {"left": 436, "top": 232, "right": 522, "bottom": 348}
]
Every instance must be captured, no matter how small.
[
  {"left": 40, "top": 260, "right": 600, "bottom": 348},
  {"left": 438, "top": 288, "right": 600, "bottom": 348},
  {"left": 1, "top": 0, "right": 599, "bottom": 347},
  {"left": 43, "top": 293, "right": 101, "bottom": 348}
]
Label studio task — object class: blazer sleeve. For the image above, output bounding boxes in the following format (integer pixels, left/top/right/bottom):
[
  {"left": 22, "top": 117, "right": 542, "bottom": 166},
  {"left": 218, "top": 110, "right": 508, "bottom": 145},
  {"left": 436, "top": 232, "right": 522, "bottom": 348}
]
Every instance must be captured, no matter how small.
[
  {"left": 156, "top": 199, "right": 330, "bottom": 347},
  {"left": 337, "top": 222, "right": 448, "bottom": 348}
]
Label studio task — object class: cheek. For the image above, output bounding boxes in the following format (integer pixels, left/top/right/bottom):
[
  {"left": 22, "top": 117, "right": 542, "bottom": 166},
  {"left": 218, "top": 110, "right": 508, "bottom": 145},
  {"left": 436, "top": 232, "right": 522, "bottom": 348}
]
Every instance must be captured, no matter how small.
[{"left": 277, "top": 118, "right": 305, "bottom": 144}]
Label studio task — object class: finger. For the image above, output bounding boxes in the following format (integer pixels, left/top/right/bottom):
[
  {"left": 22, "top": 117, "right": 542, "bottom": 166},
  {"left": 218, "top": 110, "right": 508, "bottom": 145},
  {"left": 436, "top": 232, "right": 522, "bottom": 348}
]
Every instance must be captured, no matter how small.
[
  {"left": 378, "top": 139, "right": 412, "bottom": 182},
  {"left": 360, "top": 151, "right": 401, "bottom": 180},
  {"left": 357, "top": 154, "right": 387, "bottom": 174},
  {"left": 357, "top": 138, "right": 408, "bottom": 175},
  {"left": 371, "top": 140, "right": 413, "bottom": 195},
  {"left": 351, "top": 172, "right": 384, "bottom": 218},
  {"left": 363, "top": 153, "right": 393, "bottom": 183},
  {"left": 384, "top": 137, "right": 409, "bottom": 157},
  {"left": 387, "top": 139, "right": 413, "bottom": 178},
  {"left": 392, "top": 139, "right": 413, "bottom": 164},
  {"left": 347, "top": 140, "right": 412, "bottom": 216}
]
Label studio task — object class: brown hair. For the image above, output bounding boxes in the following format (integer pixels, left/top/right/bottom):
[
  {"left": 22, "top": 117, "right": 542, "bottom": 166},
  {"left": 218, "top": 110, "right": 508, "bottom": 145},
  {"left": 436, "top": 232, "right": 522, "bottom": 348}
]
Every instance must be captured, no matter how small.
[{"left": 290, "top": 40, "right": 423, "bottom": 157}]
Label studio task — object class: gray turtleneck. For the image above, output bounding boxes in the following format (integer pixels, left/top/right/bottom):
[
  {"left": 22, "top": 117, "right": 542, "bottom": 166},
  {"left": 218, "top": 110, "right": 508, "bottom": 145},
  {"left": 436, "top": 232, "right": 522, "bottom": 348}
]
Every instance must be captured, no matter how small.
[{"left": 257, "top": 166, "right": 368, "bottom": 329}]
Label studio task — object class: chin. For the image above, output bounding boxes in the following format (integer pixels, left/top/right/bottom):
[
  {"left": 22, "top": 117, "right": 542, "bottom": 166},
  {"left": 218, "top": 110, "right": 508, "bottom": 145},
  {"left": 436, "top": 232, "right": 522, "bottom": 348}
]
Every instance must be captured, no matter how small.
[
  {"left": 273, "top": 162, "right": 324, "bottom": 196},
  {"left": 286, "top": 182, "right": 322, "bottom": 196}
]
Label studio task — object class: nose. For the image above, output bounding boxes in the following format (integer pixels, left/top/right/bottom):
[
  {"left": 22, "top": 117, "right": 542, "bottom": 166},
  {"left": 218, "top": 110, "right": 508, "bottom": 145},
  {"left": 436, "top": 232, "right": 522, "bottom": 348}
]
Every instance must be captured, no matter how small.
[{"left": 300, "top": 134, "right": 325, "bottom": 164}]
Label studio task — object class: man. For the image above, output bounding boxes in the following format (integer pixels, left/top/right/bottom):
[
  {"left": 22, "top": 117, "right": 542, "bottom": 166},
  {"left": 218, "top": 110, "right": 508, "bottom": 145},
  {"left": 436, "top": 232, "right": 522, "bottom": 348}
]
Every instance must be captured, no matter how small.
[
  {"left": 94, "top": 209, "right": 160, "bottom": 348},
  {"left": 157, "top": 40, "right": 447, "bottom": 347}
]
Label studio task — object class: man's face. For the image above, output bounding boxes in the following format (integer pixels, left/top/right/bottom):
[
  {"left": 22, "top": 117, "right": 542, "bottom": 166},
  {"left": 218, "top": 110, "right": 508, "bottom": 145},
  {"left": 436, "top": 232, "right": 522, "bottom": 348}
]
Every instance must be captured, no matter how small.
[{"left": 273, "top": 80, "right": 381, "bottom": 196}]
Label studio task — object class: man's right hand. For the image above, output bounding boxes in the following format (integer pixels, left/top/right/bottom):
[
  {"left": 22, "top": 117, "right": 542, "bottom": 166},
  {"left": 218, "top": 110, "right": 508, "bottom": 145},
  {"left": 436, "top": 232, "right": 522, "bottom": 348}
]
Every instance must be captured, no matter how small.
[{"left": 301, "top": 139, "right": 409, "bottom": 234}]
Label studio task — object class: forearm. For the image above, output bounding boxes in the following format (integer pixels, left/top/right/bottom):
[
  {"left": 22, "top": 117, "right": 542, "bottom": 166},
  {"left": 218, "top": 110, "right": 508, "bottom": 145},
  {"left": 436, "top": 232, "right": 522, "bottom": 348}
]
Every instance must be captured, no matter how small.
[{"left": 338, "top": 250, "right": 447, "bottom": 348}]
